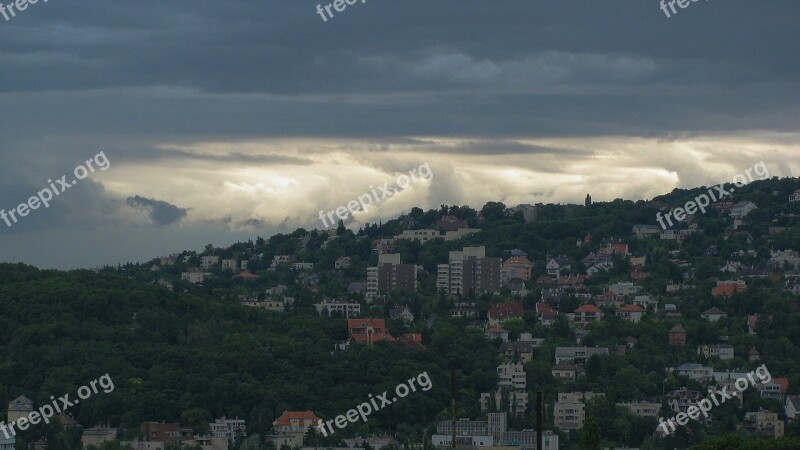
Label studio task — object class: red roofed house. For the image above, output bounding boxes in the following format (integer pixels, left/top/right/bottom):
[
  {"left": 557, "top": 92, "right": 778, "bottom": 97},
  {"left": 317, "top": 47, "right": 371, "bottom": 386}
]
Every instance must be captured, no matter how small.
[
  {"left": 438, "top": 215, "right": 469, "bottom": 232},
  {"left": 485, "top": 326, "right": 510, "bottom": 342},
  {"left": 606, "top": 242, "right": 630, "bottom": 255},
  {"left": 536, "top": 302, "right": 559, "bottom": 327},
  {"left": 488, "top": 302, "right": 525, "bottom": 326},
  {"left": 234, "top": 272, "right": 260, "bottom": 280},
  {"left": 346, "top": 318, "right": 396, "bottom": 345},
  {"left": 596, "top": 291, "right": 624, "bottom": 308},
  {"left": 759, "top": 378, "right": 790, "bottom": 401},
  {"left": 501, "top": 256, "right": 534, "bottom": 282},
  {"left": 573, "top": 304, "right": 603, "bottom": 327},
  {"left": 616, "top": 305, "right": 646, "bottom": 323},
  {"left": 398, "top": 333, "right": 427, "bottom": 350},
  {"left": 557, "top": 275, "right": 587, "bottom": 289},
  {"left": 712, "top": 280, "right": 747, "bottom": 297},
  {"left": 273, "top": 411, "right": 321, "bottom": 446}
]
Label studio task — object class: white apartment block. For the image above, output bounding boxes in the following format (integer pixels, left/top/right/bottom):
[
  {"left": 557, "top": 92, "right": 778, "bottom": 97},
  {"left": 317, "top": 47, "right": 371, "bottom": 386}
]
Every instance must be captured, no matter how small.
[
  {"left": 617, "top": 401, "right": 660, "bottom": 418},
  {"left": 608, "top": 282, "right": 642, "bottom": 296},
  {"left": 480, "top": 389, "right": 529, "bottom": 417},
  {"left": 221, "top": 259, "right": 238, "bottom": 271},
  {"left": 771, "top": 250, "right": 800, "bottom": 271},
  {"left": 201, "top": 256, "right": 220, "bottom": 269},
  {"left": 554, "top": 392, "right": 600, "bottom": 430},
  {"left": 397, "top": 229, "right": 439, "bottom": 243},
  {"left": 497, "top": 363, "right": 526, "bottom": 389},
  {"left": 210, "top": 418, "right": 246, "bottom": 442},
  {"left": 314, "top": 300, "right": 361, "bottom": 318}
]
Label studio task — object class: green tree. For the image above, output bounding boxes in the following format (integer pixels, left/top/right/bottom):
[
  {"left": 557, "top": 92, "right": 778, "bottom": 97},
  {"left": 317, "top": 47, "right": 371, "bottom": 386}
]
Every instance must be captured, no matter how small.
[{"left": 578, "top": 416, "right": 601, "bottom": 450}]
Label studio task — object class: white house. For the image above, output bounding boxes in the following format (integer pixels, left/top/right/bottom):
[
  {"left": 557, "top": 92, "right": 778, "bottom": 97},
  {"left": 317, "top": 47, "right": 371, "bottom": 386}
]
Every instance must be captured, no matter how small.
[
  {"left": 730, "top": 201, "right": 757, "bottom": 219},
  {"left": 546, "top": 256, "right": 571, "bottom": 277},
  {"left": 608, "top": 282, "right": 641, "bottom": 296},
  {"left": 201, "top": 255, "right": 220, "bottom": 269},
  {"left": 675, "top": 363, "right": 713, "bottom": 382},
  {"left": 181, "top": 268, "right": 208, "bottom": 284}
]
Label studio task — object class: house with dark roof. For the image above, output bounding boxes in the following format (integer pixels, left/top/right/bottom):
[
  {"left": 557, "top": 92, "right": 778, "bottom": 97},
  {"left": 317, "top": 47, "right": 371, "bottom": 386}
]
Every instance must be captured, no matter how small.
[
  {"left": 498, "top": 341, "right": 535, "bottom": 362},
  {"left": 701, "top": 307, "right": 727, "bottom": 322},
  {"left": 7, "top": 396, "right": 33, "bottom": 423},
  {"left": 551, "top": 361, "right": 583, "bottom": 381},
  {"left": 785, "top": 395, "right": 800, "bottom": 419},
  {"left": 668, "top": 324, "right": 686, "bottom": 347}
]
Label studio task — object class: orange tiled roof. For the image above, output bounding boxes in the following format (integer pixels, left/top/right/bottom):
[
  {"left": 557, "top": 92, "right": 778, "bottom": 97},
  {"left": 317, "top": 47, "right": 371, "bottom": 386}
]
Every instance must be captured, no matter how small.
[
  {"left": 575, "top": 304, "right": 601, "bottom": 313},
  {"left": 273, "top": 411, "right": 320, "bottom": 427},
  {"left": 617, "top": 305, "right": 645, "bottom": 313}
]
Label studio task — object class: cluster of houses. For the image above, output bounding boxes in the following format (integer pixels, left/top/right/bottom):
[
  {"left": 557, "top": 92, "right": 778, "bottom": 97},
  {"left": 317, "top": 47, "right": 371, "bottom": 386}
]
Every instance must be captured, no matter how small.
[{"left": 5, "top": 396, "right": 245, "bottom": 450}]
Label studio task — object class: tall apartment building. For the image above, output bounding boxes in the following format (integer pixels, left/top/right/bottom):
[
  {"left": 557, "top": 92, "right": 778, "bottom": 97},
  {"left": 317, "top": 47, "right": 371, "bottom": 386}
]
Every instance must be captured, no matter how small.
[
  {"left": 481, "top": 363, "right": 529, "bottom": 416},
  {"left": 366, "top": 253, "right": 416, "bottom": 302},
  {"left": 554, "top": 392, "right": 600, "bottom": 430},
  {"left": 437, "top": 246, "right": 501, "bottom": 295}
]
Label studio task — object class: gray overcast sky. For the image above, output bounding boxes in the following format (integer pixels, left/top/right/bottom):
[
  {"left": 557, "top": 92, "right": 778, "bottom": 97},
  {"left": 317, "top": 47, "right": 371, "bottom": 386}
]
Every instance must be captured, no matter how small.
[{"left": 0, "top": 0, "right": 798, "bottom": 269}]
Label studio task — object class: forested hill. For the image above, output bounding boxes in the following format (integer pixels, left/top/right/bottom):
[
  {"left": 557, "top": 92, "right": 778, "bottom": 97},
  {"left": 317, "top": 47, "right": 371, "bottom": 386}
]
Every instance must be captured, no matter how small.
[{"left": 0, "top": 264, "right": 493, "bottom": 440}]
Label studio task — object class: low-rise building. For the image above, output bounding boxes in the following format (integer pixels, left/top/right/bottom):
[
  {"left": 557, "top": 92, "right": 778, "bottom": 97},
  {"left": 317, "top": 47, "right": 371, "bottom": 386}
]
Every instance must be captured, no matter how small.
[
  {"left": 554, "top": 346, "right": 609, "bottom": 365},
  {"left": 616, "top": 305, "right": 646, "bottom": 323},
  {"left": 666, "top": 389, "right": 703, "bottom": 414},
  {"left": 701, "top": 307, "right": 727, "bottom": 322},
  {"left": 82, "top": 427, "right": 118, "bottom": 448},
  {"left": 572, "top": 304, "right": 603, "bottom": 327},
  {"left": 608, "top": 282, "right": 642, "bottom": 296},
  {"left": 314, "top": 300, "right": 361, "bottom": 318},
  {"left": 675, "top": 363, "right": 713, "bottom": 382},
  {"left": 201, "top": 255, "right": 220, "bottom": 269},
  {"left": 617, "top": 401, "right": 660, "bottom": 418},
  {"left": 743, "top": 409, "right": 784, "bottom": 438},
  {"left": 697, "top": 344, "right": 734, "bottom": 360},
  {"left": 209, "top": 416, "right": 247, "bottom": 443},
  {"left": 551, "top": 361, "right": 583, "bottom": 381}
]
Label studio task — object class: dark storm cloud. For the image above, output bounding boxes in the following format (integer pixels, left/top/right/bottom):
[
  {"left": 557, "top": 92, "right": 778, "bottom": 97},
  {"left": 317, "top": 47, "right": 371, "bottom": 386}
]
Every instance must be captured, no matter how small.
[
  {"left": 0, "top": 0, "right": 796, "bottom": 140},
  {"left": 126, "top": 195, "right": 188, "bottom": 225},
  {"left": 0, "top": 0, "right": 798, "bottom": 268}
]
